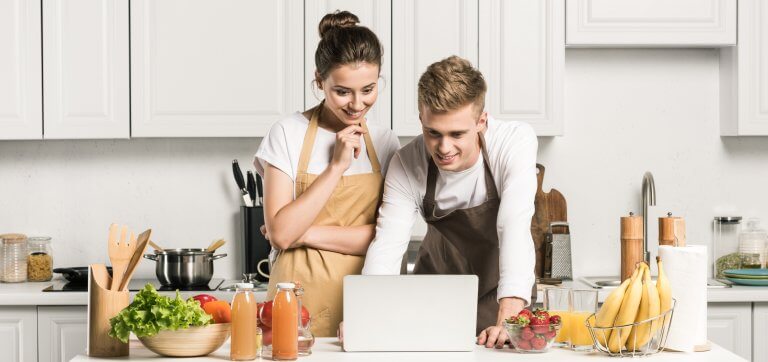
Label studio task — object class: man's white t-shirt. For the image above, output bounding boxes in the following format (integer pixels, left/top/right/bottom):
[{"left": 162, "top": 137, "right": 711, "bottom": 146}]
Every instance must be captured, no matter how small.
[
  {"left": 362, "top": 116, "right": 538, "bottom": 304},
  {"left": 253, "top": 112, "right": 400, "bottom": 187}
]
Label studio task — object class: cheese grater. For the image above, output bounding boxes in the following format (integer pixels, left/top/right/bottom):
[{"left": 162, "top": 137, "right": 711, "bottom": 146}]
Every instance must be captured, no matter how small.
[{"left": 546, "top": 222, "right": 573, "bottom": 280}]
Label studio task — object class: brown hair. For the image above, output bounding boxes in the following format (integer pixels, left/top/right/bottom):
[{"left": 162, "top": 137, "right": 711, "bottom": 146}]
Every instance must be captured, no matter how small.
[
  {"left": 418, "top": 56, "right": 487, "bottom": 115},
  {"left": 315, "top": 11, "right": 383, "bottom": 80}
]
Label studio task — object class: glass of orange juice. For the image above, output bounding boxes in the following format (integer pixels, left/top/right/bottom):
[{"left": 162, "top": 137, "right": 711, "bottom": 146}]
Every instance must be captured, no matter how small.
[
  {"left": 570, "top": 289, "right": 598, "bottom": 351},
  {"left": 543, "top": 287, "right": 571, "bottom": 347}
]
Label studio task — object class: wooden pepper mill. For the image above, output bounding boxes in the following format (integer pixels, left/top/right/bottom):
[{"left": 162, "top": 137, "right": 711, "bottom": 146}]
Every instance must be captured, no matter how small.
[
  {"left": 621, "top": 212, "right": 644, "bottom": 282},
  {"left": 659, "top": 212, "right": 687, "bottom": 247}
]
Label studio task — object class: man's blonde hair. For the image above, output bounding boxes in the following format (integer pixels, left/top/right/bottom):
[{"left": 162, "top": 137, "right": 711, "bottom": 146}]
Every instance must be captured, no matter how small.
[{"left": 418, "top": 56, "right": 487, "bottom": 115}]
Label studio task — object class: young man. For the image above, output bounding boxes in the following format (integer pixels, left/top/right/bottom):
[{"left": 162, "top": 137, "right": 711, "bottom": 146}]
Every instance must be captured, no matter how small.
[{"left": 362, "top": 56, "right": 538, "bottom": 348}]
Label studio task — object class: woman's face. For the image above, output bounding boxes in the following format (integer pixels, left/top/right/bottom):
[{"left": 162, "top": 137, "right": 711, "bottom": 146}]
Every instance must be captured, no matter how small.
[{"left": 318, "top": 62, "right": 379, "bottom": 126}]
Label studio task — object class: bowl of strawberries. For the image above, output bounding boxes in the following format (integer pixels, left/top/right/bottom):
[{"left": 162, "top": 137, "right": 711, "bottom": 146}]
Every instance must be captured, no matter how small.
[{"left": 503, "top": 309, "right": 561, "bottom": 353}]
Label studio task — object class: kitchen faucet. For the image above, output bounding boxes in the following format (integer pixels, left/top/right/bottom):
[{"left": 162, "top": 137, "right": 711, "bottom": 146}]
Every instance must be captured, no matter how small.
[{"left": 642, "top": 172, "right": 656, "bottom": 264}]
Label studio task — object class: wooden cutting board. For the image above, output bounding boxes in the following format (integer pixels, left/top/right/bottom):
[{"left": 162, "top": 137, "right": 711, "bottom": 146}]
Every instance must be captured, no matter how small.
[{"left": 530, "top": 164, "right": 568, "bottom": 277}]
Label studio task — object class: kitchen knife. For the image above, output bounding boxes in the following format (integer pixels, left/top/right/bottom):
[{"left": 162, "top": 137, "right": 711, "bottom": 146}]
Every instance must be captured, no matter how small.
[
  {"left": 255, "top": 173, "right": 263, "bottom": 206},
  {"left": 246, "top": 171, "right": 257, "bottom": 206},
  {"left": 232, "top": 160, "right": 253, "bottom": 207}
]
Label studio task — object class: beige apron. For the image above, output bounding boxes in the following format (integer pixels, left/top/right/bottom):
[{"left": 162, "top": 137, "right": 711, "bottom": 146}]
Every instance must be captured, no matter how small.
[
  {"left": 413, "top": 134, "right": 537, "bottom": 335},
  {"left": 266, "top": 104, "right": 383, "bottom": 337}
]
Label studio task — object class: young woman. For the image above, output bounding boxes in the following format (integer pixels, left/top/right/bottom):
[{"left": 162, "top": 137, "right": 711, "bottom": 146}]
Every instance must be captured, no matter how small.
[{"left": 253, "top": 11, "right": 399, "bottom": 337}]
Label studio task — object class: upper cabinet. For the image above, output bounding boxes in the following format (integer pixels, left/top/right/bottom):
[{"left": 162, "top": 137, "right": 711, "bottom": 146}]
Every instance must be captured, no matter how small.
[
  {"left": 720, "top": 0, "right": 768, "bottom": 136},
  {"left": 391, "top": 0, "right": 478, "bottom": 136},
  {"left": 130, "top": 0, "right": 303, "bottom": 137},
  {"left": 566, "top": 0, "right": 737, "bottom": 47},
  {"left": 305, "top": 0, "right": 392, "bottom": 129},
  {"left": 480, "top": 0, "right": 565, "bottom": 136},
  {"left": 0, "top": 0, "right": 42, "bottom": 140},
  {"left": 43, "top": 0, "right": 130, "bottom": 139}
]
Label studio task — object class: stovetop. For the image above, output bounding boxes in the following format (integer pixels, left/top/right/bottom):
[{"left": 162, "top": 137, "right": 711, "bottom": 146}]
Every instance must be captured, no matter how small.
[{"left": 42, "top": 278, "right": 224, "bottom": 292}]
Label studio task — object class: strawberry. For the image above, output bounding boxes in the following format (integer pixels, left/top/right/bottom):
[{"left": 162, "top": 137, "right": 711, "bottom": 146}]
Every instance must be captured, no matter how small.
[
  {"left": 544, "top": 329, "right": 557, "bottom": 340},
  {"left": 549, "top": 315, "right": 562, "bottom": 325},
  {"left": 531, "top": 336, "right": 547, "bottom": 350},
  {"left": 530, "top": 314, "right": 549, "bottom": 334},
  {"left": 516, "top": 339, "right": 532, "bottom": 350},
  {"left": 520, "top": 327, "right": 535, "bottom": 341},
  {"left": 518, "top": 309, "right": 533, "bottom": 319},
  {"left": 516, "top": 314, "right": 531, "bottom": 327},
  {"left": 533, "top": 308, "right": 550, "bottom": 320}
]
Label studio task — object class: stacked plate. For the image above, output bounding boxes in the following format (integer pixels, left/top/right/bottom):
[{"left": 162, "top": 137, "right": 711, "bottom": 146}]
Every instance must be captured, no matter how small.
[{"left": 723, "top": 269, "right": 768, "bottom": 286}]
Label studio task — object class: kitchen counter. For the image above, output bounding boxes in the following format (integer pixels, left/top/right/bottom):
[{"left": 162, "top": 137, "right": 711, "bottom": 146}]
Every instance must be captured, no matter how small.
[
  {"left": 2, "top": 278, "right": 768, "bottom": 306},
  {"left": 71, "top": 337, "right": 746, "bottom": 361}
]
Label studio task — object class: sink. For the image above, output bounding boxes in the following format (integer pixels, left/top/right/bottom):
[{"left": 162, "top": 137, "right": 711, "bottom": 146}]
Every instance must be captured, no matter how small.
[{"left": 580, "top": 276, "right": 730, "bottom": 289}]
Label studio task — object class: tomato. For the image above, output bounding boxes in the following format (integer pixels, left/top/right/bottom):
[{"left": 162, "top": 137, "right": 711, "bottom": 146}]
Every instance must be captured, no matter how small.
[
  {"left": 202, "top": 300, "right": 231, "bottom": 323},
  {"left": 262, "top": 327, "right": 272, "bottom": 346},
  {"left": 192, "top": 294, "right": 217, "bottom": 308},
  {"left": 258, "top": 300, "right": 310, "bottom": 328}
]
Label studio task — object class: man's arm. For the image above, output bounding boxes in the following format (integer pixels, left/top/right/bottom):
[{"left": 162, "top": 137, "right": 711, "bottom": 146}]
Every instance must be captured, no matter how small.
[{"left": 362, "top": 153, "right": 419, "bottom": 275}]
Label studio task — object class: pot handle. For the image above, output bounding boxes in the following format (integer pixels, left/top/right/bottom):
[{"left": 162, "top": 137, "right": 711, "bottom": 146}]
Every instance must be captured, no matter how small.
[
  {"left": 143, "top": 254, "right": 158, "bottom": 261},
  {"left": 210, "top": 253, "right": 227, "bottom": 261}
]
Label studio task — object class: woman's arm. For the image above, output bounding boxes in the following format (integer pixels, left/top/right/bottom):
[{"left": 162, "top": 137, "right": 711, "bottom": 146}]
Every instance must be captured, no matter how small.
[{"left": 301, "top": 224, "right": 375, "bottom": 256}]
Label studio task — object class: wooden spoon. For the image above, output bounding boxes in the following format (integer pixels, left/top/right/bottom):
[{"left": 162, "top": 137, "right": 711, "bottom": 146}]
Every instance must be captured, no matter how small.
[
  {"left": 108, "top": 224, "right": 136, "bottom": 291},
  {"left": 118, "top": 229, "right": 152, "bottom": 291},
  {"left": 206, "top": 239, "right": 226, "bottom": 253},
  {"left": 148, "top": 239, "right": 163, "bottom": 251}
]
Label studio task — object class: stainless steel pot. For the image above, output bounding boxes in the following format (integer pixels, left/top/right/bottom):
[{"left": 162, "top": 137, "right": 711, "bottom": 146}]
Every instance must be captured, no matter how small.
[{"left": 143, "top": 248, "right": 227, "bottom": 287}]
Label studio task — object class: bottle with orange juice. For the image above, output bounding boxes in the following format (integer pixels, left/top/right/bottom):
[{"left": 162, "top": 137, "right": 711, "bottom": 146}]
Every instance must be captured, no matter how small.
[
  {"left": 230, "top": 283, "right": 262, "bottom": 361},
  {"left": 272, "top": 282, "right": 298, "bottom": 360}
]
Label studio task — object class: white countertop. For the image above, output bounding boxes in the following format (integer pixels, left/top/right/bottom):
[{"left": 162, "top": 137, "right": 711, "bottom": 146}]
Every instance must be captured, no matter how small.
[
  {"left": 70, "top": 337, "right": 746, "bottom": 362},
  {"left": 2, "top": 278, "right": 768, "bottom": 306}
]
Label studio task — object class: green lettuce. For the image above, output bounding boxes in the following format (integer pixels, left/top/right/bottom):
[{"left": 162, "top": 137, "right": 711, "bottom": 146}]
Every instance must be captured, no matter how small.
[{"left": 108, "top": 284, "right": 212, "bottom": 343}]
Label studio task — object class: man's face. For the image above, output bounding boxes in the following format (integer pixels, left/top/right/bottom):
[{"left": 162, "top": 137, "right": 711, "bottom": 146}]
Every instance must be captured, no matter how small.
[{"left": 420, "top": 103, "right": 487, "bottom": 172}]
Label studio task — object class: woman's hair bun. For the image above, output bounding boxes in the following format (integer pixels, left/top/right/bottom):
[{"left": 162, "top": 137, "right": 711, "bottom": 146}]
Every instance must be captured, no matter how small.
[{"left": 318, "top": 10, "right": 360, "bottom": 38}]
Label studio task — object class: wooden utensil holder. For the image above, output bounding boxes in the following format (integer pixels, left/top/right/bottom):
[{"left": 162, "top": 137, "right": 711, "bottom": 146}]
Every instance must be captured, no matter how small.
[{"left": 87, "top": 265, "right": 129, "bottom": 357}]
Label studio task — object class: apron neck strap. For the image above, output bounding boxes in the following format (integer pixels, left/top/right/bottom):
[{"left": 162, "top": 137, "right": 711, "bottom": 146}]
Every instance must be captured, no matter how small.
[
  {"left": 296, "top": 101, "right": 382, "bottom": 175},
  {"left": 425, "top": 131, "right": 498, "bottom": 203}
]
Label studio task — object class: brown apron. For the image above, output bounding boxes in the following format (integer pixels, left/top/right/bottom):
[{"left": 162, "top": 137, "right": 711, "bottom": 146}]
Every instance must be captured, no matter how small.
[
  {"left": 266, "top": 103, "right": 383, "bottom": 337},
  {"left": 413, "top": 134, "right": 537, "bottom": 335}
]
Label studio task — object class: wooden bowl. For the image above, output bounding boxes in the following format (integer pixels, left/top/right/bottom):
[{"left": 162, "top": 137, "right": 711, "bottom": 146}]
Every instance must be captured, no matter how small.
[{"left": 138, "top": 323, "right": 230, "bottom": 357}]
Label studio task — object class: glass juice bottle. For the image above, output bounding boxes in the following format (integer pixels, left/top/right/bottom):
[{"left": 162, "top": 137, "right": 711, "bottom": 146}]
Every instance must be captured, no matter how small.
[
  {"left": 231, "top": 283, "right": 260, "bottom": 361},
  {"left": 272, "top": 282, "right": 298, "bottom": 360}
]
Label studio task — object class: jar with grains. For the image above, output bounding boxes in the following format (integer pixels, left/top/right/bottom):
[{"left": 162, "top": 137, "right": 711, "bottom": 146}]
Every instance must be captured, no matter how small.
[
  {"left": 1, "top": 234, "right": 28, "bottom": 283},
  {"left": 27, "top": 236, "right": 53, "bottom": 282}
]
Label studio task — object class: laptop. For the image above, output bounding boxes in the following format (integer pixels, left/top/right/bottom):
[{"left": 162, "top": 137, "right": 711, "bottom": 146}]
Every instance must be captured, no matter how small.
[{"left": 343, "top": 275, "right": 478, "bottom": 352}]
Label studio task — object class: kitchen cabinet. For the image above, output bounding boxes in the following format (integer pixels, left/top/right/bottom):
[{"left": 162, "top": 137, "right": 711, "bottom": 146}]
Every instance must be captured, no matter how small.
[
  {"left": 707, "top": 302, "right": 751, "bottom": 361},
  {"left": 305, "top": 0, "right": 392, "bottom": 129},
  {"left": 0, "top": 0, "right": 42, "bottom": 140},
  {"left": 479, "top": 0, "right": 565, "bottom": 136},
  {"left": 0, "top": 306, "right": 38, "bottom": 362},
  {"left": 720, "top": 0, "right": 768, "bottom": 136},
  {"left": 130, "top": 0, "right": 304, "bottom": 137},
  {"left": 37, "top": 306, "right": 87, "bottom": 362},
  {"left": 391, "top": 0, "right": 478, "bottom": 136},
  {"left": 566, "top": 0, "right": 737, "bottom": 47},
  {"left": 753, "top": 303, "right": 768, "bottom": 362},
  {"left": 42, "top": 0, "right": 130, "bottom": 139}
]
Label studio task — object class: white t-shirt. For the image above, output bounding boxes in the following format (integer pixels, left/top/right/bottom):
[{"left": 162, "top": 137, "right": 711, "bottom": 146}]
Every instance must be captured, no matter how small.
[
  {"left": 362, "top": 116, "right": 538, "bottom": 304},
  {"left": 253, "top": 112, "right": 400, "bottom": 186}
]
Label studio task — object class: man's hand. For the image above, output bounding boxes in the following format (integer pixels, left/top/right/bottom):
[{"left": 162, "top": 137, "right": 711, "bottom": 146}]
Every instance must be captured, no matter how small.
[{"left": 476, "top": 296, "right": 526, "bottom": 348}]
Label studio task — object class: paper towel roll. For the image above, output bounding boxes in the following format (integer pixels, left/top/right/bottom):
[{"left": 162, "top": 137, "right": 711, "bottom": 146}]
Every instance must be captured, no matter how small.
[{"left": 658, "top": 245, "right": 708, "bottom": 352}]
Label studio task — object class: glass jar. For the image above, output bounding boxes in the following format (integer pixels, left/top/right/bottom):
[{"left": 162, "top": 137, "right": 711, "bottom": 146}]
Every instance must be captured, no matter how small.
[
  {"left": 713, "top": 217, "right": 742, "bottom": 279},
  {"left": 1, "top": 234, "right": 28, "bottom": 283},
  {"left": 739, "top": 219, "right": 767, "bottom": 269},
  {"left": 27, "top": 236, "right": 53, "bottom": 282}
]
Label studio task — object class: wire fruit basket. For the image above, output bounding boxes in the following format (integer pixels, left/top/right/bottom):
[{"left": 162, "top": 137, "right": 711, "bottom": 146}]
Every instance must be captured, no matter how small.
[{"left": 585, "top": 299, "right": 676, "bottom": 357}]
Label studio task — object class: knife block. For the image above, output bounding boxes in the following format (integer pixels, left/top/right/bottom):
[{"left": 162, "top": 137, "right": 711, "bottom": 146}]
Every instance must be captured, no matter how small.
[
  {"left": 242, "top": 206, "right": 271, "bottom": 282},
  {"left": 87, "top": 265, "right": 129, "bottom": 357}
]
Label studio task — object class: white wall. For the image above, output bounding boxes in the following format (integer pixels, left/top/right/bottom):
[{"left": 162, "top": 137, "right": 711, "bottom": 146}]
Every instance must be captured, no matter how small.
[{"left": 1, "top": 48, "right": 767, "bottom": 281}]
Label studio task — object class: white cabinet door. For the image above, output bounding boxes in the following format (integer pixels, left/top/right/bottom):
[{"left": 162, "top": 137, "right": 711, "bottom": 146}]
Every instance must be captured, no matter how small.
[
  {"left": 707, "top": 302, "right": 751, "bottom": 361},
  {"left": 131, "top": 0, "right": 303, "bottom": 137},
  {"left": 305, "top": 0, "right": 391, "bottom": 129},
  {"left": 720, "top": 0, "right": 768, "bottom": 136},
  {"left": 0, "top": 306, "right": 38, "bottom": 362},
  {"left": 391, "top": 0, "right": 478, "bottom": 136},
  {"left": 754, "top": 303, "right": 768, "bottom": 362},
  {"left": 0, "top": 0, "right": 42, "bottom": 140},
  {"left": 43, "top": 0, "right": 129, "bottom": 139},
  {"left": 479, "top": 0, "right": 565, "bottom": 136},
  {"left": 566, "top": 0, "right": 736, "bottom": 47},
  {"left": 37, "top": 306, "right": 87, "bottom": 362}
]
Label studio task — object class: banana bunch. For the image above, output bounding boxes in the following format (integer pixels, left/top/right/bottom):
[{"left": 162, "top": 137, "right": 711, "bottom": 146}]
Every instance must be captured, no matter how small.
[{"left": 593, "top": 256, "right": 672, "bottom": 353}]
